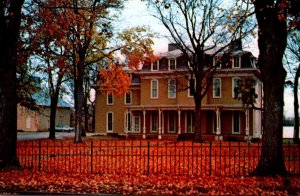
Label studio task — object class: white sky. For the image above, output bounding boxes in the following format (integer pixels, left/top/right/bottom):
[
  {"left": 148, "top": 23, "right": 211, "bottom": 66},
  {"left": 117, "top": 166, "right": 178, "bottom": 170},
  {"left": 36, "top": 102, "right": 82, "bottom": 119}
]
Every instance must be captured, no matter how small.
[{"left": 116, "top": 0, "right": 295, "bottom": 118}]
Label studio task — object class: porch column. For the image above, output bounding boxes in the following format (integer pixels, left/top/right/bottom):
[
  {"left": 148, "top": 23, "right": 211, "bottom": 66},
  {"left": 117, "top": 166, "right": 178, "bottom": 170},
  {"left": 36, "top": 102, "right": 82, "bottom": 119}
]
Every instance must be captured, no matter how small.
[
  {"left": 177, "top": 110, "right": 181, "bottom": 134},
  {"left": 143, "top": 110, "right": 146, "bottom": 139},
  {"left": 158, "top": 109, "right": 162, "bottom": 139},
  {"left": 216, "top": 108, "right": 221, "bottom": 135},
  {"left": 245, "top": 109, "right": 250, "bottom": 136}
]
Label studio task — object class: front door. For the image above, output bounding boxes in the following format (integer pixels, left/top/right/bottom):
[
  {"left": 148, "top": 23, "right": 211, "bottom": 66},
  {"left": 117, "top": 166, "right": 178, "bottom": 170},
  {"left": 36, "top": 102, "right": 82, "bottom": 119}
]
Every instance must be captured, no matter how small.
[{"left": 134, "top": 116, "right": 141, "bottom": 133}]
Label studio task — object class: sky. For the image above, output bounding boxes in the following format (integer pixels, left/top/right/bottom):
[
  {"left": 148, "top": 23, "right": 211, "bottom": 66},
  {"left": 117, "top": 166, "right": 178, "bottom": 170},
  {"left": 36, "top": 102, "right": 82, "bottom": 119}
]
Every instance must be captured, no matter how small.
[{"left": 116, "top": 0, "right": 295, "bottom": 118}]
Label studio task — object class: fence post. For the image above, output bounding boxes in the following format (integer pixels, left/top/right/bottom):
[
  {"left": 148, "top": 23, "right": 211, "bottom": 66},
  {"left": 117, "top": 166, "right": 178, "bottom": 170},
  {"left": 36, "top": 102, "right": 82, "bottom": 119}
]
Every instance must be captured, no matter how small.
[
  {"left": 90, "top": 141, "right": 93, "bottom": 174},
  {"left": 38, "top": 141, "right": 41, "bottom": 172},
  {"left": 209, "top": 141, "right": 212, "bottom": 176},
  {"left": 147, "top": 141, "right": 150, "bottom": 175}
]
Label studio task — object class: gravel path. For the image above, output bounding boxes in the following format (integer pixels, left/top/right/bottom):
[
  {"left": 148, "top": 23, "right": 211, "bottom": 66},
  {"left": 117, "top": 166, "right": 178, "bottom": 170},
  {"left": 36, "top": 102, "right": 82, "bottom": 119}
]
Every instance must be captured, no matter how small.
[{"left": 17, "top": 131, "right": 95, "bottom": 141}]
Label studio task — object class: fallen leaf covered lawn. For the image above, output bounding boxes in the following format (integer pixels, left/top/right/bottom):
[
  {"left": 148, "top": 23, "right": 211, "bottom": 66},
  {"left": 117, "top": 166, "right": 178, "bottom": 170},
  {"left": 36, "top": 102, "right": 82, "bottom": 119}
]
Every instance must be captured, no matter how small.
[{"left": 0, "top": 169, "right": 299, "bottom": 195}]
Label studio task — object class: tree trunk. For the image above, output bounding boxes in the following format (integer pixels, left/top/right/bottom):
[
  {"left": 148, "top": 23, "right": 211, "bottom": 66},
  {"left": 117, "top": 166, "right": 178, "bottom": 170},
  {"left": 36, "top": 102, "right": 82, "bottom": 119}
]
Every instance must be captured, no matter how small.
[
  {"left": 74, "top": 58, "right": 84, "bottom": 143},
  {"left": 253, "top": 0, "right": 288, "bottom": 176},
  {"left": 92, "top": 102, "right": 95, "bottom": 132},
  {"left": 48, "top": 74, "right": 63, "bottom": 140},
  {"left": 83, "top": 97, "right": 88, "bottom": 136},
  {"left": 0, "top": 0, "right": 24, "bottom": 168},
  {"left": 49, "top": 94, "right": 59, "bottom": 139},
  {"left": 193, "top": 90, "right": 202, "bottom": 142},
  {"left": 293, "top": 65, "right": 300, "bottom": 144}
]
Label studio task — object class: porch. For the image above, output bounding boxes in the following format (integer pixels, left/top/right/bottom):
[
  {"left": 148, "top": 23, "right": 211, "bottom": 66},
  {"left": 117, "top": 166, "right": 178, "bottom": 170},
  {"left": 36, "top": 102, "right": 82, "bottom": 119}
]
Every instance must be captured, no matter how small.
[{"left": 125, "top": 106, "right": 259, "bottom": 141}]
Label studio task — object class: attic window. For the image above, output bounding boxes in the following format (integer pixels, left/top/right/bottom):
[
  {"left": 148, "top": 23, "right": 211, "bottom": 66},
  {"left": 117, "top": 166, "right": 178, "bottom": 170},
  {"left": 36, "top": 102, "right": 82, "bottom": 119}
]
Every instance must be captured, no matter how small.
[
  {"left": 232, "top": 57, "right": 241, "bottom": 68},
  {"left": 213, "top": 57, "right": 222, "bottom": 69},
  {"left": 250, "top": 58, "right": 256, "bottom": 68},
  {"left": 169, "top": 58, "right": 176, "bottom": 70},
  {"left": 151, "top": 60, "right": 159, "bottom": 71}
]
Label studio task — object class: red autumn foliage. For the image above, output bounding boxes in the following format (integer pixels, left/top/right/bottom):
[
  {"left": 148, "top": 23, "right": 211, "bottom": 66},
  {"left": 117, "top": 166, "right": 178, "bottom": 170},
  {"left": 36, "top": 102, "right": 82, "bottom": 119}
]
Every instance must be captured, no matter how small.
[
  {"left": 1, "top": 169, "right": 299, "bottom": 195},
  {"left": 0, "top": 139, "right": 299, "bottom": 195},
  {"left": 98, "top": 63, "right": 131, "bottom": 96}
]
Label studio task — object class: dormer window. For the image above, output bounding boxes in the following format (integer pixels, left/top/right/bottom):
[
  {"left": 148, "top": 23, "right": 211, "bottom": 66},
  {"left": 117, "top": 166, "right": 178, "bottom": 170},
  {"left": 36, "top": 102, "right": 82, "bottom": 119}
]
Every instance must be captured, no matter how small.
[
  {"left": 213, "top": 57, "right": 222, "bottom": 69},
  {"left": 250, "top": 58, "right": 256, "bottom": 68},
  {"left": 232, "top": 57, "right": 241, "bottom": 68},
  {"left": 151, "top": 60, "right": 159, "bottom": 71},
  {"left": 169, "top": 58, "right": 176, "bottom": 70}
]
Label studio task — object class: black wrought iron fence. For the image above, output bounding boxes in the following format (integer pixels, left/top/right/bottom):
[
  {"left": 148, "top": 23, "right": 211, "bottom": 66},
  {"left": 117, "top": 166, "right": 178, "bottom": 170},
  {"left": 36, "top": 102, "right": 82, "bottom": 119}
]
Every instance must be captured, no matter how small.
[{"left": 8, "top": 140, "right": 300, "bottom": 176}]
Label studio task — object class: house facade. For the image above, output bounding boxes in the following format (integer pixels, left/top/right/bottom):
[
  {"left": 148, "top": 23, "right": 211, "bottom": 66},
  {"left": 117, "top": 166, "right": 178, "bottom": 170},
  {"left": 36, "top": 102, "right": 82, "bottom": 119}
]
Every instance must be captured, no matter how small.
[
  {"left": 95, "top": 45, "right": 262, "bottom": 141},
  {"left": 17, "top": 94, "right": 72, "bottom": 132}
]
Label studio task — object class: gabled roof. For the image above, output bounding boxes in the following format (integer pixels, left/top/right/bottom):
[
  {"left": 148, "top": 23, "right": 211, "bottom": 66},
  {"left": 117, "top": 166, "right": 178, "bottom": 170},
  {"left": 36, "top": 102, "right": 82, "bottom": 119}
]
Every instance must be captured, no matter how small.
[{"left": 32, "top": 92, "right": 72, "bottom": 108}]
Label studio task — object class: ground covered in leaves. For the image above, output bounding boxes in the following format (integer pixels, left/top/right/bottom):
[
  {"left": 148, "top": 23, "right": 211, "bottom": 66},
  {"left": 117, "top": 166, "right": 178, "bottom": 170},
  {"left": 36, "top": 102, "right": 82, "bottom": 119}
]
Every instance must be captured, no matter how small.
[{"left": 0, "top": 169, "right": 300, "bottom": 195}]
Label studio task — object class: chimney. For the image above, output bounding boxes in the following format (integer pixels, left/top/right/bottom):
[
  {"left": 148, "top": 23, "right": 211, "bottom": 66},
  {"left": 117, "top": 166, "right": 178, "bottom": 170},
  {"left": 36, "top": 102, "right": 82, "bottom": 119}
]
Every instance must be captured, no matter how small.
[
  {"left": 168, "top": 43, "right": 180, "bottom": 51},
  {"left": 230, "top": 39, "right": 242, "bottom": 51}
]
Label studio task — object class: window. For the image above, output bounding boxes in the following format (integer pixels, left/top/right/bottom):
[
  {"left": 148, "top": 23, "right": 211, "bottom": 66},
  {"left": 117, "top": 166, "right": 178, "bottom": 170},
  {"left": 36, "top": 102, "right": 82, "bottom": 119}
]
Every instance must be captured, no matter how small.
[
  {"left": 134, "top": 116, "right": 141, "bottom": 133},
  {"left": 168, "top": 111, "right": 176, "bottom": 133},
  {"left": 151, "top": 112, "right": 158, "bottom": 132},
  {"left": 125, "top": 112, "right": 131, "bottom": 132},
  {"left": 232, "top": 57, "right": 241, "bottom": 68},
  {"left": 151, "top": 60, "right": 159, "bottom": 71},
  {"left": 107, "top": 112, "right": 113, "bottom": 132},
  {"left": 151, "top": 79, "right": 158, "bottom": 98},
  {"left": 213, "top": 57, "right": 222, "bottom": 69},
  {"left": 125, "top": 91, "right": 132, "bottom": 105},
  {"left": 26, "top": 117, "right": 31, "bottom": 129},
  {"left": 168, "top": 79, "right": 176, "bottom": 98},
  {"left": 213, "top": 78, "right": 221, "bottom": 98},
  {"left": 232, "top": 77, "right": 241, "bottom": 98},
  {"left": 232, "top": 111, "right": 240, "bottom": 134},
  {"left": 212, "top": 113, "right": 217, "bottom": 134},
  {"left": 169, "top": 58, "right": 176, "bottom": 70},
  {"left": 186, "top": 111, "right": 194, "bottom": 133},
  {"left": 250, "top": 58, "right": 256, "bottom": 68},
  {"left": 107, "top": 93, "right": 113, "bottom": 105}
]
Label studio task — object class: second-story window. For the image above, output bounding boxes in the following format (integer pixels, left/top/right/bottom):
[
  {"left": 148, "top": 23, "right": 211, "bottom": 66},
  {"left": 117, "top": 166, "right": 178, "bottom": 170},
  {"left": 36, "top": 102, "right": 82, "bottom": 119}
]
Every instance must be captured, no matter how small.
[
  {"left": 125, "top": 112, "right": 131, "bottom": 132},
  {"left": 151, "top": 79, "right": 158, "bottom": 98},
  {"left": 125, "top": 91, "right": 132, "bottom": 105},
  {"left": 213, "top": 78, "right": 221, "bottom": 98},
  {"left": 151, "top": 60, "right": 159, "bottom": 71},
  {"left": 232, "top": 56, "right": 241, "bottom": 68},
  {"left": 213, "top": 57, "right": 222, "bottom": 69},
  {"left": 107, "top": 92, "right": 113, "bottom": 105},
  {"left": 169, "top": 58, "right": 176, "bottom": 70},
  {"left": 232, "top": 77, "right": 241, "bottom": 98},
  {"left": 168, "top": 79, "right": 176, "bottom": 98},
  {"left": 107, "top": 112, "right": 113, "bottom": 132}
]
